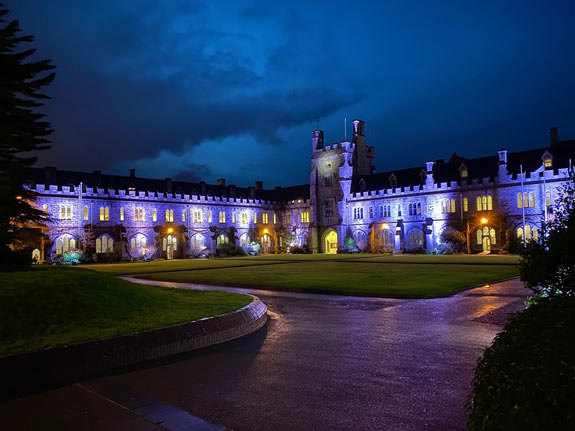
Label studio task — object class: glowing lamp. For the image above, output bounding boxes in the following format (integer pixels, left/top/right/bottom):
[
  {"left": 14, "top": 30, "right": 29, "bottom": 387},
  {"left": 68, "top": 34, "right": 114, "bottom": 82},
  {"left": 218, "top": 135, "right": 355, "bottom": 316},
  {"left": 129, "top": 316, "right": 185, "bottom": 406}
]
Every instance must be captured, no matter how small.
[
  {"left": 167, "top": 228, "right": 173, "bottom": 233},
  {"left": 263, "top": 228, "right": 269, "bottom": 234},
  {"left": 480, "top": 218, "right": 488, "bottom": 224},
  {"left": 16, "top": 196, "right": 22, "bottom": 200},
  {"left": 381, "top": 223, "right": 390, "bottom": 230}
]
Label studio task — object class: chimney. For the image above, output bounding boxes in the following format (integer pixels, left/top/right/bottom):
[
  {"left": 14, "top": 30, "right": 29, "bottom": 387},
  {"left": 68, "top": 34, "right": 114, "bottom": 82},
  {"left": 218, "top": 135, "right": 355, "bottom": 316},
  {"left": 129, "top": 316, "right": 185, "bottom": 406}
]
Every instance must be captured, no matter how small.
[
  {"left": 255, "top": 180, "right": 263, "bottom": 190},
  {"left": 312, "top": 130, "right": 324, "bottom": 152},
  {"left": 352, "top": 119, "right": 365, "bottom": 137},
  {"left": 248, "top": 186, "right": 255, "bottom": 199},
  {"left": 129, "top": 168, "right": 136, "bottom": 178},
  {"left": 200, "top": 181, "right": 206, "bottom": 196},
  {"left": 44, "top": 166, "right": 57, "bottom": 185},
  {"left": 229, "top": 184, "right": 236, "bottom": 197},
  {"left": 498, "top": 149, "right": 508, "bottom": 165},
  {"left": 425, "top": 161, "right": 434, "bottom": 186},
  {"left": 425, "top": 161, "right": 434, "bottom": 173},
  {"left": 165, "top": 178, "right": 172, "bottom": 194},
  {"left": 550, "top": 127, "right": 559, "bottom": 147},
  {"left": 93, "top": 170, "right": 102, "bottom": 187},
  {"left": 217, "top": 178, "right": 226, "bottom": 187}
]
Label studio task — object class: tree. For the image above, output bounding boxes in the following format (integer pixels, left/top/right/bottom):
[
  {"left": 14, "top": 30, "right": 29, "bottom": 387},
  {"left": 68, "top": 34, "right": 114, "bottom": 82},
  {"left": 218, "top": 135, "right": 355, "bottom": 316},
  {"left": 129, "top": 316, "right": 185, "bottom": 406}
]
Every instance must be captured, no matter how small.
[
  {"left": 440, "top": 227, "right": 466, "bottom": 253},
  {"left": 0, "top": 3, "right": 55, "bottom": 270},
  {"left": 519, "top": 178, "right": 575, "bottom": 296}
]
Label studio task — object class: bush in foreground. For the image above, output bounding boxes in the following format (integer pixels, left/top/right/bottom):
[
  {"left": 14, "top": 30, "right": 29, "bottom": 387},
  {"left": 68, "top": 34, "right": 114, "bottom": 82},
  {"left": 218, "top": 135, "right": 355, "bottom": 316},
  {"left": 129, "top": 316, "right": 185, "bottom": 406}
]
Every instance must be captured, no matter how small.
[{"left": 467, "top": 296, "right": 575, "bottom": 430}]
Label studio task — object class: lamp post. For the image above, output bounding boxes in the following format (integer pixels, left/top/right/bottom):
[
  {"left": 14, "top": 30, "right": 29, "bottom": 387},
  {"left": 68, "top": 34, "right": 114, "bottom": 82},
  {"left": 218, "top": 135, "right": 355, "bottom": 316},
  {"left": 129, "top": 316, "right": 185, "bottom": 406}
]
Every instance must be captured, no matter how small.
[{"left": 466, "top": 217, "right": 488, "bottom": 254}]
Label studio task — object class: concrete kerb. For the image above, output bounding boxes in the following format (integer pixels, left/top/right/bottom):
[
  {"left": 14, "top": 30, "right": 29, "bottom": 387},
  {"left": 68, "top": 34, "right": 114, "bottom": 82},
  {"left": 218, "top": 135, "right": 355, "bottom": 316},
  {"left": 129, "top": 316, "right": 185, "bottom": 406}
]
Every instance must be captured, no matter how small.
[{"left": 0, "top": 295, "right": 267, "bottom": 398}]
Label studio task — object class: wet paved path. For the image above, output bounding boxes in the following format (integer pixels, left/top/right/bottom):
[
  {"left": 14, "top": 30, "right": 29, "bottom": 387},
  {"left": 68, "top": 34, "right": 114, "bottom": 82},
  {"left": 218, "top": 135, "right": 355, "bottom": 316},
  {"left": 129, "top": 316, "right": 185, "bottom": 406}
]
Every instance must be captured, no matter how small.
[{"left": 2, "top": 278, "right": 528, "bottom": 431}]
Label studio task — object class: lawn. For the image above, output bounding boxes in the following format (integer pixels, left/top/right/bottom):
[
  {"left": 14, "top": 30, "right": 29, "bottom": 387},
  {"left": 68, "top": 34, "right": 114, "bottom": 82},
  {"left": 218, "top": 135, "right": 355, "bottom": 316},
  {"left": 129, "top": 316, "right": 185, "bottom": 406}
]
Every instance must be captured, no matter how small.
[
  {"left": 85, "top": 254, "right": 520, "bottom": 299},
  {"left": 0, "top": 266, "right": 252, "bottom": 356}
]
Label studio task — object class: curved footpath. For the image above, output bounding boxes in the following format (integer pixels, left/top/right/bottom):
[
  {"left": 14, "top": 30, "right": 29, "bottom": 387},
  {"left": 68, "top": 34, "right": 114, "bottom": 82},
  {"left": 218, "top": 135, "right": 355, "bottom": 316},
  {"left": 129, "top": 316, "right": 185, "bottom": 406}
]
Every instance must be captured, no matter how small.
[
  {"left": 0, "top": 291, "right": 267, "bottom": 397},
  {"left": 2, "top": 277, "right": 528, "bottom": 431}
]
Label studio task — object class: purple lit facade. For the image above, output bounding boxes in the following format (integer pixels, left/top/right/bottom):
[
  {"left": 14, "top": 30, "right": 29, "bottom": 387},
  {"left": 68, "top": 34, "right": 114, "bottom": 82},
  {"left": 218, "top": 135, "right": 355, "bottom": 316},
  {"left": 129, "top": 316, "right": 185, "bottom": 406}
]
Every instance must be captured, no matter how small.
[{"left": 24, "top": 120, "right": 575, "bottom": 261}]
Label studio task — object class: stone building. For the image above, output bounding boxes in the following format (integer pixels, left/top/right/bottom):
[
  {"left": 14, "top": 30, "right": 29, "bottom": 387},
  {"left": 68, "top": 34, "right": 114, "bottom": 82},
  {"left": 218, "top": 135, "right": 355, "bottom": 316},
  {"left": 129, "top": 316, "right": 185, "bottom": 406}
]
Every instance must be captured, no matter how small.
[{"left": 23, "top": 121, "right": 575, "bottom": 260}]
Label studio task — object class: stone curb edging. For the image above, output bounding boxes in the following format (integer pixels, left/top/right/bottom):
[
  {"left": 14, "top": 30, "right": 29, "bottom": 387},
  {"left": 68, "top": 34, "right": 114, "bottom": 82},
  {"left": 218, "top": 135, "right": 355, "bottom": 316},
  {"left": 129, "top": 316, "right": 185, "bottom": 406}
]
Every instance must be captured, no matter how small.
[{"left": 0, "top": 296, "right": 267, "bottom": 398}]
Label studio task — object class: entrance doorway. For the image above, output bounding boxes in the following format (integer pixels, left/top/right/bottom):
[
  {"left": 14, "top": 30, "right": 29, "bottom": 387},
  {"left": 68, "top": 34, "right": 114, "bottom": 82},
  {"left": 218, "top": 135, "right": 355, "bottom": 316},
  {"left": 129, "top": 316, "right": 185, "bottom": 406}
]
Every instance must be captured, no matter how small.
[
  {"left": 482, "top": 237, "right": 491, "bottom": 253},
  {"left": 167, "top": 245, "right": 174, "bottom": 259},
  {"left": 323, "top": 230, "right": 338, "bottom": 254}
]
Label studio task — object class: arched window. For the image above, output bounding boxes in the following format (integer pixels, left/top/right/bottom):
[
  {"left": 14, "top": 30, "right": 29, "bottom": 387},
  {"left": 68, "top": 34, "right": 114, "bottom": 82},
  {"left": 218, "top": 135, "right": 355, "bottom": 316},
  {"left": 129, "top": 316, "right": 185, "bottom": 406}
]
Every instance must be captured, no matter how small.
[
  {"left": 96, "top": 234, "right": 114, "bottom": 253},
  {"left": 529, "top": 192, "right": 534, "bottom": 208},
  {"left": 476, "top": 196, "right": 482, "bottom": 211},
  {"left": 525, "top": 225, "right": 531, "bottom": 240},
  {"left": 191, "top": 234, "right": 205, "bottom": 250},
  {"left": 239, "top": 233, "right": 251, "bottom": 248},
  {"left": 135, "top": 207, "right": 144, "bottom": 221},
  {"left": 83, "top": 206, "right": 89, "bottom": 221},
  {"left": 546, "top": 191, "right": 551, "bottom": 207},
  {"left": 163, "top": 235, "right": 177, "bottom": 250},
  {"left": 56, "top": 235, "right": 76, "bottom": 254},
  {"left": 463, "top": 198, "right": 468, "bottom": 212},
  {"left": 490, "top": 228, "right": 496, "bottom": 245},
  {"left": 241, "top": 212, "right": 247, "bottom": 224},
  {"left": 165, "top": 209, "right": 174, "bottom": 222},
  {"left": 532, "top": 227, "right": 539, "bottom": 242},
  {"left": 487, "top": 196, "right": 493, "bottom": 211},
  {"left": 182, "top": 210, "right": 186, "bottom": 222},
  {"left": 217, "top": 233, "right": 228, "bottom": 246},
  {"left": 476, "top": 229, "right": 482, "bottom": 245},
  {"left": 517, "top": 227, "right": 524, "bottom": 241},
  {"left": 517, "top": 193, "right": 523, "bottom": 209},
  {"left": 99, "top": 207, "right": 109, "bottom": 221},
  {"left": 43, "top": 203, "right": 49, "bottom": 214},
  {"left": 153, "top": 209, "right": 157, "bottom": 222},
  {"left": 120, "top": 207, "right": 125, "bottom": 221},
  {"left": 219, "top": 211, "right": 226, "bottom": 223}
]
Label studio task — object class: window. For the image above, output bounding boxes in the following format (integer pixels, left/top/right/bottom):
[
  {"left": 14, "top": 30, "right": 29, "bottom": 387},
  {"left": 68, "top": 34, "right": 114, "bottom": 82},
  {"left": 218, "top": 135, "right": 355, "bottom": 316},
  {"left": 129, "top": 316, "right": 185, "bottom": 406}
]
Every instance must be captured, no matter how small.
[
  {"left": 519, "top": 192, "right": 535, "bottom": 208},
  {"left": 219, "top": 211, "right": 226, "bottom": 223},
  {"left": 461, "top": 168, "right": 468, "bottom": 178},
  {"left": 130, "top": 234, "right": 147, "bottom": 251},
  {"left": 99, "top": 207, "right": 109, "bottom": 221},
  {"left": 383, "top": 205, "right": 391, "bottom": 217},
  {"left": 408, "top": 202, "right": 422, "bottom": 216},
  {"left": 518, "top": 225, "right": 539, "bottom": 242},
  {"left": 301, "top": 211, "right": 310, "bottom": 223},
  {"left": 84, "top": 206, "right": 89, "bottom": 221},
  {"left": 546, "top": 190, "right": 551, "bottom": 207},
  {"left": 490, "top": 228, "right": 496, "bottom": 245},
  {"left": 239, "top": 234, "right": 251, "bottom": 248},
  {"left": 397, "top": 204, "right": 402, "bottom": 217},
  {"left": 241, "top": 212, "right": 247, "bottom": 224},
  {"left": 96, "top": 235, "right": 114, "bottom": 253},
  {"left": 152, "top": 209, "right": 157, "bottom": 222},
  {"left": 59, "top": 205, "right": 72, "bottom": 220},
  {"left": 285, "top": 213, "right": 292, "bottom": 225},
  {"left": 389, "top": 174, "right": 397, "bottom": 188},
  {"left": 162, "top": 235, "right": 177, "bottom": 251},
  {"left": 463, "top": 198, "right": 468, "bottom": 212},
  {"left": 369, "top": 207, "right": 374, "bottom": 219},
  {"left": 135, "top": 207, "right": 144, "bottom": 221},
  {"left": 56, "top": 236, "right": 76, "bottom": 254},
  {"left": 165, "top": 209, "right": 174, "bottom": 222},
  {"left": 208, "top": 210, "right": 212, "bottom": 223},
  {"left": 353, "top": 207, "right": 364, "bottom": 220},
  {"left": 408, "top": 230, "right": 424, "bottom": 246},
  {"left": 529, "top": 192, "right": 534, "bottom": 208},
  {"left": 262, "top": 213, "right": 269, "bottom": 224},
  {"left": 120, "top": 207, "right": 124, "bottom": 221},
  {"left": 517, "top": 193, "right": 523, "bottom": 209},
  {"left": 441, "top": 199, "right": 456, "bottom": 214},
  {"left": 476, "top": 229, "right": 482, "bottom": 245},
  {"left": 182, "top": 210, "right": 186, "bottom": 223},
  {"left": 543, "top": 157, "right": 552, "bottom": 168},
  {"left": 325, "top": 200, "right": 334, "bottom": 217},
  {"left": 273, "top": 213, "right": 277, "bottom": 224},
  {"left": 477, "top": 195, "right": 493, "bottom": 211},
  {"left": 43, "top": 203, "right": 49, "bottom": 214},
  {"left": 193, "top": 210, "right": 202, "bottom": 223},
  {"left": 191, "top": 234, "right": 204, "bottom": 250},
  {"left": 254, "top": 213, "right": 257, "bottom": 224},
  {"left": 216, "top": 233, "right": 228, "bottom": 246}
]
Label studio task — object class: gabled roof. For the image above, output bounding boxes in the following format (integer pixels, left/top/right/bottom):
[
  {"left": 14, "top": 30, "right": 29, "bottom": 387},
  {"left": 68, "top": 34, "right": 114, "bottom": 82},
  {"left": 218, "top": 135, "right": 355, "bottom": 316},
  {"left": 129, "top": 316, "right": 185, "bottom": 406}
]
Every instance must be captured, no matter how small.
[
  {"left": 22, "top": 167, "right": 310, "bottom": 203},
  {"left": 352, "top": 140, "right": 575, "bottom": 193}
]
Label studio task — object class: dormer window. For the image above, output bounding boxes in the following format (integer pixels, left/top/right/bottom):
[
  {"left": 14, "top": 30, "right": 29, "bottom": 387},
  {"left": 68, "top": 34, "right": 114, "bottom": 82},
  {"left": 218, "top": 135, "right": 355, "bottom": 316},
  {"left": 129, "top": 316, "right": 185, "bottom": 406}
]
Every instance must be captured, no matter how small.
[
  {"left": 542, "top": 151, "right": 553, "bottom": 168},
  {"left": 459, "top": 163, "right": 468, "bottom": 178},
  {"left": 389, "top": 173, "right": 397, "bottom": 188}
]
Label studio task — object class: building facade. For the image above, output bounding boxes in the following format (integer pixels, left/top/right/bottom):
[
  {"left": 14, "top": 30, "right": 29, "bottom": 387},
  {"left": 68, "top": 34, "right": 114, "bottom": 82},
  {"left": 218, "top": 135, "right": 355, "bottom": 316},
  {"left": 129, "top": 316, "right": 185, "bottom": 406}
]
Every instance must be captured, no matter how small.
[{"left": 24, "top": 121, "right": 575, "bottom": 261}]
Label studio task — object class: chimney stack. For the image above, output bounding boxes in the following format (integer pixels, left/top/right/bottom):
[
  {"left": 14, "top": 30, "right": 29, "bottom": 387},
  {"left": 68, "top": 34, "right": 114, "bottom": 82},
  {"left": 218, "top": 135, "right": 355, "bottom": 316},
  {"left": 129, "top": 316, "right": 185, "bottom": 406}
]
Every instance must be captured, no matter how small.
[
  {"left": 217, "top": 178, "right": 226, "bottom": 187},
  {"left": 44, "top": 166, "right": 57, "bottom": 185},
  {"left": 200, "top": 181, "right": 206, "bottom": 196},
  {"left": 165, "top": 178, "right": 172, "bottom": 193},
  {"left": 248, "top": 186, "right": 255, "bottom": 199},
  {"left": 129, "top": 168, "right": 136, "bottom": 178},
  {"left": 255, "top": 180, "right": 263, "bottom": 190},
  {"left": 93, "top": 170, "right": 102, "bottom": 187},
  {"left": 229, "top": 184, "right": 236, "bottom": 197},
  {"left": 498, "top": 149, "right": 508, "bottom": 165},
  {"left": 550, "top": 127, "right": 559, "bottom": 147},
  {"left": 312, "top": 130, "right": 324, "bottom": 152}
]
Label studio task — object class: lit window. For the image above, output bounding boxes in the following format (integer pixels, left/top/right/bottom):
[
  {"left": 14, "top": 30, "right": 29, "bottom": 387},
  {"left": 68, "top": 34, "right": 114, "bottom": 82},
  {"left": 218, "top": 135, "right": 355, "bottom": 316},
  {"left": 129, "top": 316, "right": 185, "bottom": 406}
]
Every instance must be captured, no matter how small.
[
  {"left": 476, "top": 196, "right": 482, "bottom": 211},
  {"left": 241, "top": 212, "right": 247, "bottom": 224},
  {"left": 134, "top": 207, "right": 144, "bottom": 221},
  {"left": 153, "top": 209, "right": 157, "bottom": 222},
  {"left": 490, "top": 228, "right": 496, "bottom": 245},
  {"left": 208, "top": 210, "right": 212, "bottom": 223},
  {"left": 193, "top": 210, "right": 202, "bottom": 223},
  {"left": 217, "top": 233, "right": 229, "bottom": 246},
  {"left": 84, "top": 206, "right": 89, "bottom": 221},
  {"left": 262, "top": 213, "right": 269, "bottom": 224},
  {"left": 517, "top": 193, "right": 523, "bottom": 209},
  {"left": 165, "top": 209, "right": 174, "bottom": 222},
  {"left": 219, "top": 211, "right": 226, "bottom": 223},
  {"left": 96, "top": 235, "right": 114, "bottom": 253},
  {"left": 99, "top": 207, "right": 109, "bottom": 221},
  {"left": 182, "top": 210, "right": 186, "bottom": 223},
  {"left": 301, "top": 211, "right": 310, "bottom": 223},
  {"left": 232, "top": 212, "right": 236, "bottom": 223},
  {"left": 463, "top": 198, "right": 468, "bottom": 212},
  {"left": 120, "top": 207, "right": 124, "bottom": 221},
  {"left": 544, "top": 158, "right": 552, "bottom": 168},
  {"left": 529, "top": 192, "right": 534, "bottom": 208},
  {"left": 546, "top": 191, "right": 551, "bottom": 207},
  {"left": 254, "top": 213, "right": 257, "bottom": 224},
  {"left": 59, "top": 205, "right": 72, "bottom": 220},
  {"left": 477, "top": 229, "right": 482, "bottom": 245},
  {"left": 273, "top": 213, "right": 277, "bottom": 224},
  {"left": 56, "top": 235, "right": 76, "bottom": 254},
  {"left": 487, "top": 196, "right": 493, "bottom": 211},
  {"left": 43, "top": 203, "right": 48, "bottom": 214},
  {"left": 461, "top": 169, "right": 468, "bottom": 178}
]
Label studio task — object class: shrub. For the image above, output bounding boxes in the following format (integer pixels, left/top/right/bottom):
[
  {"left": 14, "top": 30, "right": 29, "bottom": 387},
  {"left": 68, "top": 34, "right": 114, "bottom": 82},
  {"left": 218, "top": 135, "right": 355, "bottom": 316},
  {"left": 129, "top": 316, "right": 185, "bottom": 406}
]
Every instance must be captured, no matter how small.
[
  {"left": 440, "top": 228, "right": 466, "bottom": 252},
  {"left": 216, "top": 242, "right": 246, "bottom": 257},
  {"left": 290, "top": 245, "right": 311, "bottom": 254},
  {"left": 467, "top": 296, "right": 575, "bottom": 430}
]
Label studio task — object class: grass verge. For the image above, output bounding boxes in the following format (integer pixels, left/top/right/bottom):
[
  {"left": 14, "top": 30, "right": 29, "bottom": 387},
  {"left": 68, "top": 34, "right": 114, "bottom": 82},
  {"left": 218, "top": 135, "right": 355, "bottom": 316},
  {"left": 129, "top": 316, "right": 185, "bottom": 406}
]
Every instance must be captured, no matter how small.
[{"left": 0, "top": 266, "right": 252, "bottom": 356}]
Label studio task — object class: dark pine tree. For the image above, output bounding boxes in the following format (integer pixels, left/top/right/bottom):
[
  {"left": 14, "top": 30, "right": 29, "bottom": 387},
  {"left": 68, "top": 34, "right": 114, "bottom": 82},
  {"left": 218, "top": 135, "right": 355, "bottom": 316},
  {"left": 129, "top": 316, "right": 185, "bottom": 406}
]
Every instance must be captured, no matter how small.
[{"left": 0, "top": 3, "right": 55, "bottom": 270}]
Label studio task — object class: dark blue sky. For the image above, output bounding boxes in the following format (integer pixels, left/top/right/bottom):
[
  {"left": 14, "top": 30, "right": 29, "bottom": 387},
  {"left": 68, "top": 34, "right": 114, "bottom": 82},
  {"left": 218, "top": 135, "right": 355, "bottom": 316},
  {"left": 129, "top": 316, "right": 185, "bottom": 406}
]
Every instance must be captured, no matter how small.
[{"left": 10, "top": 0, "right": 575, "bottom": 187}]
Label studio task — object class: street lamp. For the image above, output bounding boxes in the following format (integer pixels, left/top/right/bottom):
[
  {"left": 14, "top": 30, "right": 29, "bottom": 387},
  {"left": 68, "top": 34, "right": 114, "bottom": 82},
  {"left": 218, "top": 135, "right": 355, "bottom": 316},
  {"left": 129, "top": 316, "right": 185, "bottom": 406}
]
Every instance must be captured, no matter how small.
[{"left": 481, "top": 217, "right": 488, "bottom": 225}]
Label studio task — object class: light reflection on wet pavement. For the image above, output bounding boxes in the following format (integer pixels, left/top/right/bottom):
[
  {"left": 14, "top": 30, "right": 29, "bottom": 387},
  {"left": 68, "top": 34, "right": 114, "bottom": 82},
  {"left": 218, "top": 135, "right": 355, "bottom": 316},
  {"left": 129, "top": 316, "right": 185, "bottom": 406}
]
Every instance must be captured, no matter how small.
[{"left": 3, "top": 278, "right": 528, "bottom": 431}]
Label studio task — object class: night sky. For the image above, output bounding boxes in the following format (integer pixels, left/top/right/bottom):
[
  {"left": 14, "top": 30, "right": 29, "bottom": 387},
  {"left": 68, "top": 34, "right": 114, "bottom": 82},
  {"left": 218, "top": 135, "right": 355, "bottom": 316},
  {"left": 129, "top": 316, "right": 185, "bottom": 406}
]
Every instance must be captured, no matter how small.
[{"left": 10, "top": 0, "right": 575, "bottom": 187}]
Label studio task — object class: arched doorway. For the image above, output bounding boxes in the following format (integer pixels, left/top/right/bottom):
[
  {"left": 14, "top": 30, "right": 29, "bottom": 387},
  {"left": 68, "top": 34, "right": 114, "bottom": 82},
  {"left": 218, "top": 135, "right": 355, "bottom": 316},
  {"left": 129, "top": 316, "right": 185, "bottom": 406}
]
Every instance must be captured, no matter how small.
[
  {"left": 163, "top": 234, "right": 177, "bottom": 259},
  {"left": 261, "top": 234, "right": 272, "bottom": 253},
  {"left": 32, "top": 248, "right": 40, "bottom": 264},
  {"left": 323, "top": 229, "right": 338, "bottom": 254}
]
